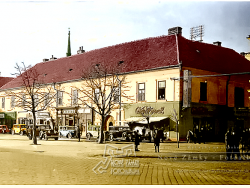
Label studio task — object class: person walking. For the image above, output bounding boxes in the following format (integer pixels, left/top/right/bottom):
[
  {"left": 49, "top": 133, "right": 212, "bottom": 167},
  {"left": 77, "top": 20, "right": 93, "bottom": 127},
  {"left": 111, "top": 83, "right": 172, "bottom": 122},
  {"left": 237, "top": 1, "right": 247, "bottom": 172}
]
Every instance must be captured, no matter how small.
[
  {"left": 154, "top": 129, "right": 160, "bottom": 152},
  {"left": 134, "top": 130, "right": 140, "bottom": 151},
  {"left": 225, "top": 127, "right": 241, "bottom": 161}
]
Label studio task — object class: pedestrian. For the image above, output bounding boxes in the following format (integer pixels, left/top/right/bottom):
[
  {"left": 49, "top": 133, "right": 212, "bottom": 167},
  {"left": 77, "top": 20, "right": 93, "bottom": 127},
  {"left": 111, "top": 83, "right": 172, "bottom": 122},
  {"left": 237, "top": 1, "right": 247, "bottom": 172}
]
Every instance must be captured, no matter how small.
[
  {"left": 134, "top": 130, "right": 140, "bottom": 151},
  {"left": 148, "top": 132, "right": 152, "bottom": 143},
  {"left": 200, "top": 126, "right": 205, "bottom": 144},
  {"left": 225, "top": 127, "right": 241, "bottom": 161},
  {"left": 154, "top": 129, "right": 160, "bottom": 152},
  {"left": 194, "top": 126, "right": 199, "bottom": 144}
]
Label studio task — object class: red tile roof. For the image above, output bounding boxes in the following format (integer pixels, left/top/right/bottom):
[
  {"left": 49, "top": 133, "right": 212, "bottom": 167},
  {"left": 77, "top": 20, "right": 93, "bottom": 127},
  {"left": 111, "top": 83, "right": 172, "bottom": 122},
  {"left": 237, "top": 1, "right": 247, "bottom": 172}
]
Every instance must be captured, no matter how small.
[
  {"left": 1, "top": 34, "right": 250, "bottom": 90},
  {"left": 178, "top": 36, "right": 250, "bottom": 74},
  {"left": 0, "top": 77, "right": 14, "bottom": 88}
]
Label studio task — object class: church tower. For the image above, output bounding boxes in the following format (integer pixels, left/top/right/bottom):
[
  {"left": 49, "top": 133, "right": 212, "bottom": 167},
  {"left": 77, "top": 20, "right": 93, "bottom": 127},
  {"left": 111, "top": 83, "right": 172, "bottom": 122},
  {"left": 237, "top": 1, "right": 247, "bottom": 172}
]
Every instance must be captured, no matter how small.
[{"left": 66, "top": 28, "right": 71, "bottom": 57}]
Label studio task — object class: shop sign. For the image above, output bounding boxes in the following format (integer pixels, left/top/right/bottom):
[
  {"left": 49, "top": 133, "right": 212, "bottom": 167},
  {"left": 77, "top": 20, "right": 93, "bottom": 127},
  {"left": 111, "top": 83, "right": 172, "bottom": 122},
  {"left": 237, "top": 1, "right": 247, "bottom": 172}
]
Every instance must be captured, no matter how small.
[
  {"left": 135, "top": 106, "right": 164, "bottom": 115},
  {"left": 0, "top": 114, "right": 5, "bottom": 118},
  {"left": 37, "top": 112, "right": 50, "bottom": 117},
  {"left": 62, "top": 109, "right": 76, "bottom": 114}
]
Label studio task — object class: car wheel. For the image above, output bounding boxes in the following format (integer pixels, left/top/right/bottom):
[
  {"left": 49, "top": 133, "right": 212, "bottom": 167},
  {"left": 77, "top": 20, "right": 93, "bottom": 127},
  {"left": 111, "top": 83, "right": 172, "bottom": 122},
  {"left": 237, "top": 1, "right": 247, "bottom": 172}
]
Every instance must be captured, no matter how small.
[
  {"left": 12, "top": 130, "right": 15, "bottom": 135},
  {"left": 55, "top": 137, "right": 58, "bottom": 140},
  {"left": 68, "top": 133, "right": 72, "bottom": 139},
  {"left": 2, "top": 130, "right": 5, "bottom": 134},
  {"left": 20, "top": 131, "right": 23, "bottom": 136}
]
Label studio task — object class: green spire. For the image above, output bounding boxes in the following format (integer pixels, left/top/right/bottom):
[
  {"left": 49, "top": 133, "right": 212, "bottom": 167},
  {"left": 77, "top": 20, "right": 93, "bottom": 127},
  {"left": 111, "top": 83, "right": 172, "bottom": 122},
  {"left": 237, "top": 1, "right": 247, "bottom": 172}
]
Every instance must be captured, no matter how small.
[{"left": 66, "top": 28, "right": 71, "bottom": 57}]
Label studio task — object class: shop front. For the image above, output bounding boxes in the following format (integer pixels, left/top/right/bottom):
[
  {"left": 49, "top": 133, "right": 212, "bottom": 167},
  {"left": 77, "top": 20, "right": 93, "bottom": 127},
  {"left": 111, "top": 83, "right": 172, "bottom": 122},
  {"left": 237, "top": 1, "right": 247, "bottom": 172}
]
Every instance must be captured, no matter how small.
[
  {"left": 55, "top": 106, "right": 92, "bottom": 134},
  {"left": 124, "top": 102, "right": 180, "bottom": 139},
  {"left": 0, "top": 112, "right": 17, "bottom": 130}
]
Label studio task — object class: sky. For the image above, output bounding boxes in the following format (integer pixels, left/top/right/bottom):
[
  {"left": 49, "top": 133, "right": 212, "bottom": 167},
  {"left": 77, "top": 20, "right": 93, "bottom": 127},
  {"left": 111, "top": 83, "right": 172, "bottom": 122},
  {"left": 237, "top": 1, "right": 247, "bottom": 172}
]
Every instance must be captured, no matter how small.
[{"left": 0, "top": 0, "right": 250, "bottom": 77}]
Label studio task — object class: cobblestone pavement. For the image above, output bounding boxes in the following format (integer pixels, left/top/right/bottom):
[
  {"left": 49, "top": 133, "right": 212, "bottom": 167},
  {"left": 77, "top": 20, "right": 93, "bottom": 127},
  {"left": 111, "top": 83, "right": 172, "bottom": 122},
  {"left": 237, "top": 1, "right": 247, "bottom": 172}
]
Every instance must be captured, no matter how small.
[{"left": 0, "top": 134, "right": 250, "bottom": 185}]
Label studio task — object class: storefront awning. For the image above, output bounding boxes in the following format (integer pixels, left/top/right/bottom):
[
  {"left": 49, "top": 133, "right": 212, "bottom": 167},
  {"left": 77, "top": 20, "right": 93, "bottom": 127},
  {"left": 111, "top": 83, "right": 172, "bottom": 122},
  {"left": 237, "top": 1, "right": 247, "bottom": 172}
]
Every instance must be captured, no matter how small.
[{"left": 125, "top": 117, "right": 169, "bottom": 124}]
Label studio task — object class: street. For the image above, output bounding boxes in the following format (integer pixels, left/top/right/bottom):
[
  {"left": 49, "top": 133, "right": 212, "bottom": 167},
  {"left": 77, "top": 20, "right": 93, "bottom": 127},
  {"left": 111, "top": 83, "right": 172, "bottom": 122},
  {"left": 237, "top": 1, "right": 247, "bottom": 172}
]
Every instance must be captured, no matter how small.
[{"left": 0, "top": 134, "right": 249, "bottom": 185}]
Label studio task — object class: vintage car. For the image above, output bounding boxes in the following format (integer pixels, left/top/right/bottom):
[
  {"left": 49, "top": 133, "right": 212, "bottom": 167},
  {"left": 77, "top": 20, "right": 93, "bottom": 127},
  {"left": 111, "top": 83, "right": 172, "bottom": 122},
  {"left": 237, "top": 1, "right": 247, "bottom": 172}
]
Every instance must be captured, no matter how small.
[
  {"left": 11, "top": 124, "right": 27, "bottom": 135},
  {"left": 109, "top": 125, "right": 133, "bottom": 141},
  {"left": 0, "top": 125, "right": 10, "bottom": 134},
  {"left": 26, "top": 124, "right": 58, "bottom": 141},
  {"left": 40, "top": 128, "right": 59, "bottom": 141},
  {"left": 86, "top": 125, "right": 100, "bottom": 140},
  {"left": 59, "top": 126, "right": 77, "bottom": 139}
]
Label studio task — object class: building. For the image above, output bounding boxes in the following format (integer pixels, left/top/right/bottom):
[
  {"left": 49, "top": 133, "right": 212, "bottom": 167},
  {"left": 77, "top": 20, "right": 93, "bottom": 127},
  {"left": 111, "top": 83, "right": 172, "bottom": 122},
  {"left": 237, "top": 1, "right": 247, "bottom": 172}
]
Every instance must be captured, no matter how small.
[{"left": 0, "top": 27, "right": 250, "bottom": 141}]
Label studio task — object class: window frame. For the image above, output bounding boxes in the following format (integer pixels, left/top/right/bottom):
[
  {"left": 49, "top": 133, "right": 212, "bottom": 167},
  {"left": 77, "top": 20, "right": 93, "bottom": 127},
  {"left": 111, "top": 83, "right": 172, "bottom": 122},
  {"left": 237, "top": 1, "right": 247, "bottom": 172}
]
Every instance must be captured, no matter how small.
[
  {"left": 138, "top": 83, "right": 145, "bottom": 102},
  {"left": 1, "top": 97, "right": 5, "bottom": 109},
  {"left": 158, "top": 80, "right": 166, "bottom": 100},
  {"left": 200, "top": 82, "right": 207, "bottom": 102}
]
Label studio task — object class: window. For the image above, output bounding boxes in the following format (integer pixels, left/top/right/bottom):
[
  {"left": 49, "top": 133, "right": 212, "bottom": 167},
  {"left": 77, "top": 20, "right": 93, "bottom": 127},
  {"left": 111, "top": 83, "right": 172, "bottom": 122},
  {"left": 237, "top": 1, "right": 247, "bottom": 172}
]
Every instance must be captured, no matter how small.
[
  {"left": 200, "top": 82, "right": 207, "bottom": 101},
  {"left": 138, "top": 83, "right": 145, "bottom": 101},
  {"left": 158, "top": 81, "right": 166, "bottom": 100},
  {"left": 1, "top": 97, "right": 5, "bottom": 109},
  {"left": 94, "top": 88, "right": 100, "bottom": 103},
  {"left": 11, "top": 96, "right": 15, "bottom": 108},
  {"left": 57, "top": 91, "right": 63, "bottom": 106},
  {"left": 34, "top": 94, "right": 38, "bottom": 107},
  {"left": 72, "top": 90, "right": 78, "bottom": 105},
  {"left": 235, "top": 87, "right": 244, "bottom": 107},
  {"left": 44, "top": 93, "right": 49, "bottom": 107},
  {"left": 22, "top": 95, "right": 26, "bottom": 106},
  {"left": 113, "top": 86, "right": 120, "bottom": 103}
]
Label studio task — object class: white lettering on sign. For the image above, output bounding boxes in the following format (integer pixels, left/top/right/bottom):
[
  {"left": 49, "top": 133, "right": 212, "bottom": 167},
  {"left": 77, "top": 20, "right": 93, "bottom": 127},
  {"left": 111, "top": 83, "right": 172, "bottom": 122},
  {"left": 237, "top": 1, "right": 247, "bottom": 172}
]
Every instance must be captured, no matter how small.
[
  {"left": 62, "top": 109, "right": 76, "bottom": 114},
  {"left": 135, "top": 106, "right": 164, "bottom": 115}
]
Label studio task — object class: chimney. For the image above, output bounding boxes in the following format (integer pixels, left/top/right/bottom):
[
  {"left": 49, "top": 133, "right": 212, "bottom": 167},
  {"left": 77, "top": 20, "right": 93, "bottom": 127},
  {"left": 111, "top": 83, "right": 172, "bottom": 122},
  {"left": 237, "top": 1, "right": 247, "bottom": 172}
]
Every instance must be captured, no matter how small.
[
  {"left": 240, "top": 52, "right": 246, "bottom": 56},
  {"left": 213, "top": 41, "right": 222, "bottom": 47},
  {"left": 168, "top": 27, "right": 182, "bottom": 36},
  {"left": 50, "top": 55, "right": 57, "bottom": 61},
  {"left": 77, "top": 46, "right": 85, "bottom": 54},
  {"left": 43, "top": 58, "right": 49, "bottom": 62}
]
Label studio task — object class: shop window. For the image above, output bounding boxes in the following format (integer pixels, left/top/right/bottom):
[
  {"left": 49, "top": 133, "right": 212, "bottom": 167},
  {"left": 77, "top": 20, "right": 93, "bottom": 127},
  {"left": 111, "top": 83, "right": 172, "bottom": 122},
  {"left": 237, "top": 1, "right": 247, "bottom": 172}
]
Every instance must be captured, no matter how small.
[
  {"left": 138, "top": 83, "right": 145, "bottom": 101},
  {"left": 1, "top": 97, "right": 5, "bottom": 109},
  {"left": 200, "top": 82, "right": 207, "bottom": 101},
  {"left": 235, "top": 87, "right": 244, "bottom": 107},
  {"left": 11, "top": 96, "right": 15, "bottom": 108},
  {"left": 158, "top": 81, "right": 166, "bottom": 100}
]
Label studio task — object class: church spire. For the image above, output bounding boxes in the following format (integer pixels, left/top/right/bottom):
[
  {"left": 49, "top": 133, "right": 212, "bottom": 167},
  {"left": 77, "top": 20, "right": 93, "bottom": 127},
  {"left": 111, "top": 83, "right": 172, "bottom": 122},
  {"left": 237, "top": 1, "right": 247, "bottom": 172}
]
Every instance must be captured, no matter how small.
[{"left": 66, "top": 28, "right": 71, "bottom": 57}]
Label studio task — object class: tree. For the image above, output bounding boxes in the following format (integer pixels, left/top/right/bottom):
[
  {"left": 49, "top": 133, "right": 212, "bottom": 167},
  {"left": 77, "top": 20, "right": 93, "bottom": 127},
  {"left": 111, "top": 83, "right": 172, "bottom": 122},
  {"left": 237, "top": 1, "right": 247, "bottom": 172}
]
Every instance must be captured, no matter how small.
[
  {"left": 6, "top": 62, "right": 57, "bottom": 145},
  {"left": 69, "top": 62, "right": 133, "bottom": 143}
]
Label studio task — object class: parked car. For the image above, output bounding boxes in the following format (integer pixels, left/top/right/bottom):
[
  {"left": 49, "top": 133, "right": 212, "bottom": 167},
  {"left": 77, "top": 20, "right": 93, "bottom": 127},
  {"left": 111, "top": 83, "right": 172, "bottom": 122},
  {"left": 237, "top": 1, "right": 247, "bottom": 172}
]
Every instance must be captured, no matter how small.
[
  {"left": 109, "top": 126, "right": 133, "bottom": 141},
  {"left": 40, "top": 128, "right": 59, "bottom": 141},
  {"left": 86, "top": 125, "right": 99, "bottom": 140},
  {"left": 59, "top": 126, "right": 77, "bottom": 139},
  {"left": 0, "top": 125, "right": 10, "bottom": 134},
  {"left": 11, "top": 124, "right": 27, "bottom": 135}
]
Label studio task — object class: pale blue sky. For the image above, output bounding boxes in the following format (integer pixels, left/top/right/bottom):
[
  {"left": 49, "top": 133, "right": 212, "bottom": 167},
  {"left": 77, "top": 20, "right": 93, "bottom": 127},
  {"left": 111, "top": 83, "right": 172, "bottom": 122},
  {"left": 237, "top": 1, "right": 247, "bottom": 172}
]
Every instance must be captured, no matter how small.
[{"left": 0, "top": 0, "right": 249, "bottom": 77}]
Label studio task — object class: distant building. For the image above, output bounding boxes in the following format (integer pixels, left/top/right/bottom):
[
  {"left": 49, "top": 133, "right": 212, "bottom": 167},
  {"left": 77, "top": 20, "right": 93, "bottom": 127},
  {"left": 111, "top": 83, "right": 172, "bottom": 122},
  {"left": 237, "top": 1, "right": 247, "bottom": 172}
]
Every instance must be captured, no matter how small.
[{"left": 0, "top": 27, "right": 250, "bottom": 141}]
